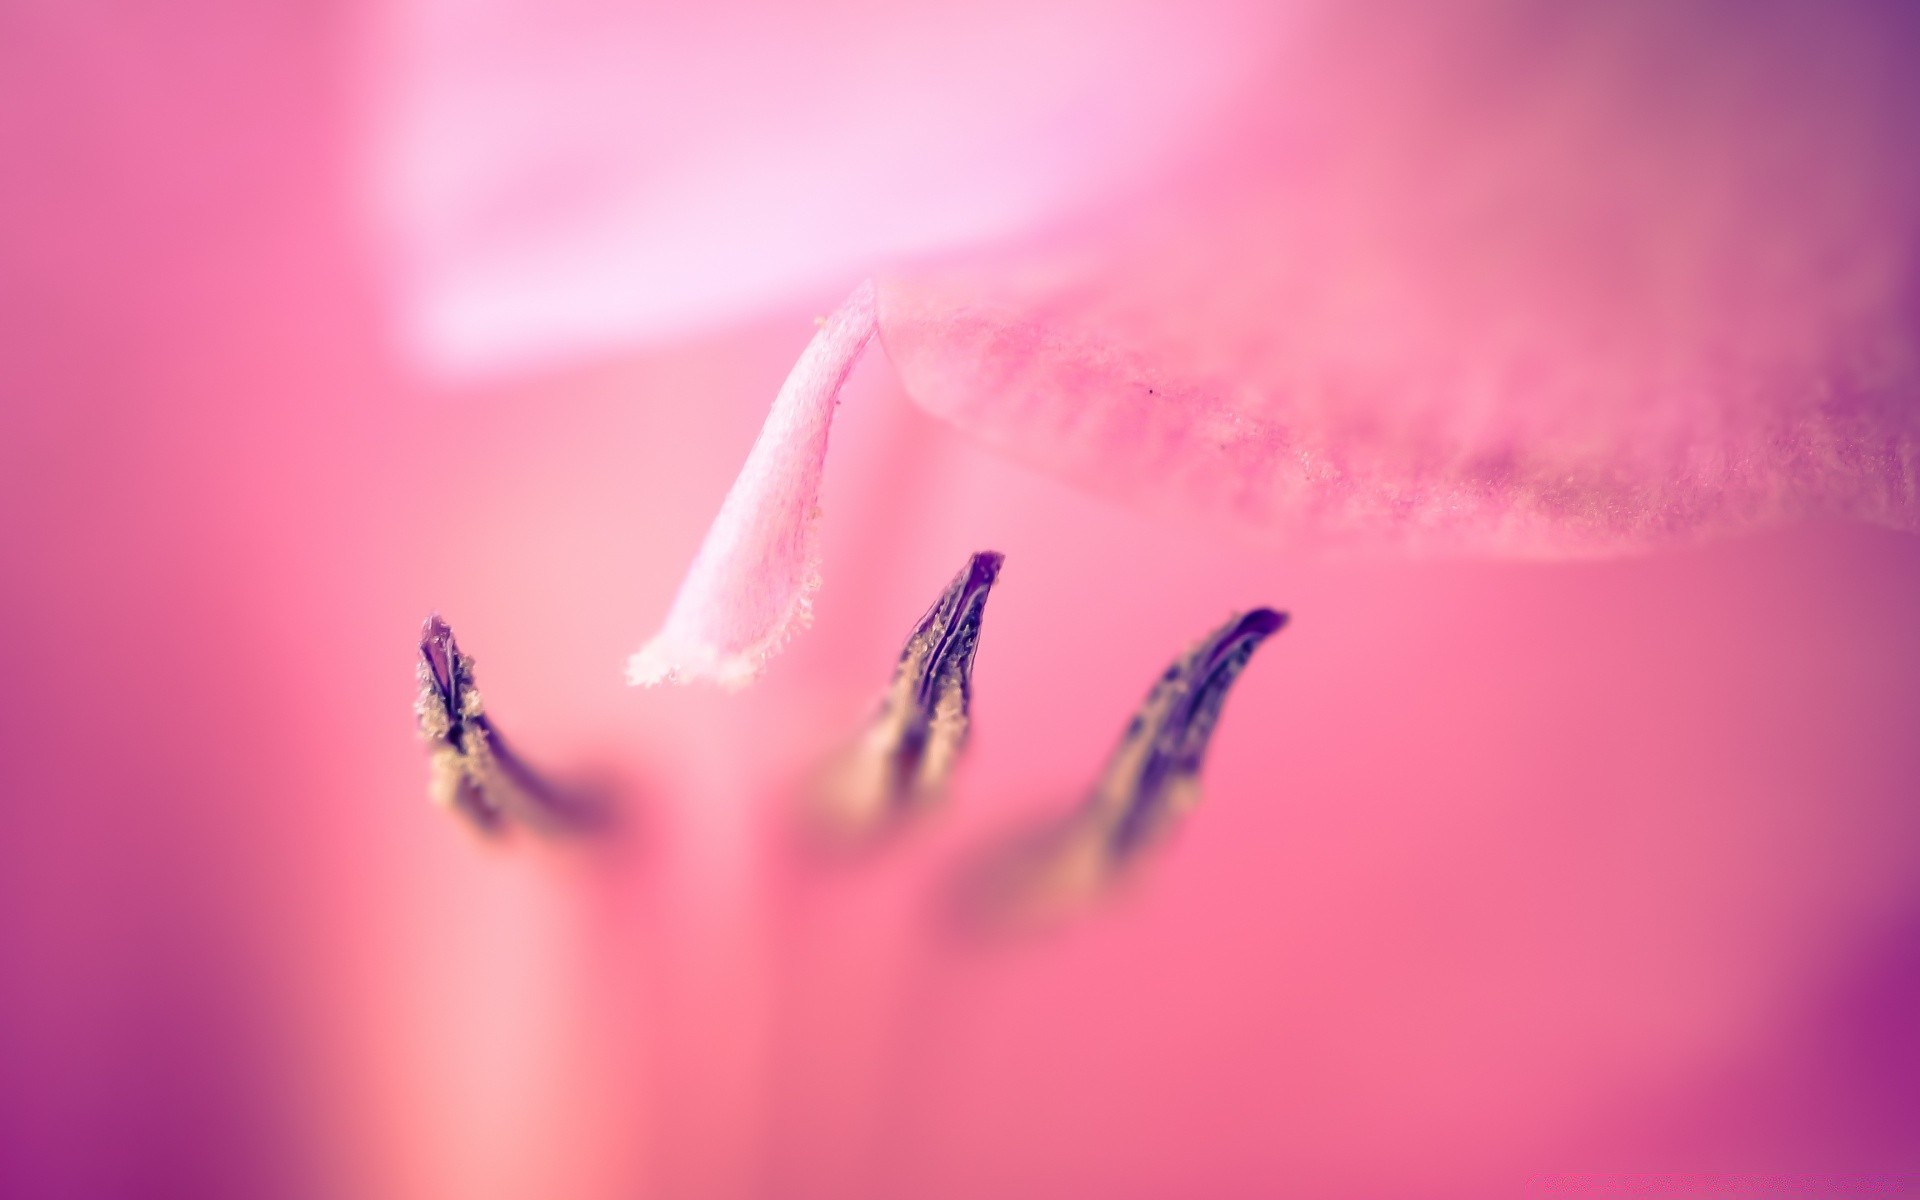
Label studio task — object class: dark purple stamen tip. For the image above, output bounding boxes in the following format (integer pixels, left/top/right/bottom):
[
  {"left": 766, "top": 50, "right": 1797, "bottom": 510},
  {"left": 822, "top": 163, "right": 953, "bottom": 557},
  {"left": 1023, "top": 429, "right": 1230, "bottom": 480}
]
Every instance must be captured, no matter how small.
[
  {"left": 816, "top": 552, "right": 1006, "bottom": 839},
  {"left": 940, "top": 605, "right": 1286, "bottom": 932},
  {"left": 906, "top": 550, "right": 1003, "bottom": 718},
  {"left": 419, "top": 613, "right": 460, "bottom": 713},
  {"left": 1103, "top": 606, "right": 1286, "bottom": 859},
  {"left": 414, "top": 612, "right": 592, "bottom": 834}
]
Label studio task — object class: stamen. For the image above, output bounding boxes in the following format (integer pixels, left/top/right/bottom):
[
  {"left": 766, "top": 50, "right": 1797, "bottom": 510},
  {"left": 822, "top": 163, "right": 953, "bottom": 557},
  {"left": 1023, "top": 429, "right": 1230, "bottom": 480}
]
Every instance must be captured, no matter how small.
[
  {"left": 1084, "top": 607, "right": 1286, "bottom": 861},
  {"left": 812, "top": 551, "right": 1004, "bottom": 838},
  {"left": 957, "top": 608, "right": 1285, "bottom": 925},
  {"left": 628, "top": 280, "right": 879, "bottom": 689},
  {"left": 415, "top": 614, "right": 576, "bottom": 833}
]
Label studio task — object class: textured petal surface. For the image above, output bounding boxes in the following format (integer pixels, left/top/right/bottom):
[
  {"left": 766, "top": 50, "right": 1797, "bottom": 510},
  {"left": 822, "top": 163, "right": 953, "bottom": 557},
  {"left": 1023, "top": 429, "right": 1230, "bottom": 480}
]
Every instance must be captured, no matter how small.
[
  {"left": 879, "top": 0, "right": 1920, "bottom": 553},
  {"left": 629, "top": 281, "right": 877, "bottom": 688}
]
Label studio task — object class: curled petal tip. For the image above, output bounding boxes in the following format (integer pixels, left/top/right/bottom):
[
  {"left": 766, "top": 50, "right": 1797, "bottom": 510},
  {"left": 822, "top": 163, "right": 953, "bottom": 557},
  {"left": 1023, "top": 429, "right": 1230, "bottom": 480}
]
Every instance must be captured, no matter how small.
[{"left": 629, "top": 281, "right": 877, "bottom": 688}]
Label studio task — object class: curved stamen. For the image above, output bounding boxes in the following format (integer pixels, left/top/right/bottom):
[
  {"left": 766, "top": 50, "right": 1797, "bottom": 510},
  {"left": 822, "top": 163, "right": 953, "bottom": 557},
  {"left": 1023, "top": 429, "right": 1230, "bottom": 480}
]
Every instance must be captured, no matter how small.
[
  {"left": 813, "top": 551, "right": 1004, "bottom": 839},
  {"left": 956, "top": 607, "right": 1285, "bottom": 926},
  {"left": 415, "top": 614, "right": 580, "bottom": 833},
  {"left": 1090, "top": 607, "right": 1287, "bottom": 861}
]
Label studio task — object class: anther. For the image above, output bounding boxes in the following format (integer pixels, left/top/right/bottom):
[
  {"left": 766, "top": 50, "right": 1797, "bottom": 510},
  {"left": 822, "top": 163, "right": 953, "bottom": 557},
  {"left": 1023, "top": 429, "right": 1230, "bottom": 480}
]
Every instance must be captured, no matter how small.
[
  {"left": 414, "top": 613, "right": 577, "bottom": 833},
  {"left": 1082, "top": 607, "right": 1285, "bottom": 863},
  {"left": 959, "top": 607, "right": 1285, "bottom": 924},
  {"left": 811, "top": 551, "right": 1004, "bottom": 839}
]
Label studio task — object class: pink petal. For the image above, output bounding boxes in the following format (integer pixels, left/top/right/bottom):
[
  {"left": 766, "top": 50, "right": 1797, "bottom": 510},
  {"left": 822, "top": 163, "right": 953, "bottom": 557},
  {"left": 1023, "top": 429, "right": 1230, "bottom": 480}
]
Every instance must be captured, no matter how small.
[
  {"left": 366, "top": 0, "right": 1279, "bottom": 376},
  {"left": 877, "top": 1, "right": 1920, "bottom": 553},
  {"left": 628, "top": 281, "right": 878, "bottom": 688}
]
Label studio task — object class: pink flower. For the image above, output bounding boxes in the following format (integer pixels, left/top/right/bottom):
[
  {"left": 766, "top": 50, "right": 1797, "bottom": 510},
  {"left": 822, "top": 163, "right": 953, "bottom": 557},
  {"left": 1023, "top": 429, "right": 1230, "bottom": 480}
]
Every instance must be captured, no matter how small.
[{"left": 3, "top": 3, "right": 1919, "bottom": 1199}]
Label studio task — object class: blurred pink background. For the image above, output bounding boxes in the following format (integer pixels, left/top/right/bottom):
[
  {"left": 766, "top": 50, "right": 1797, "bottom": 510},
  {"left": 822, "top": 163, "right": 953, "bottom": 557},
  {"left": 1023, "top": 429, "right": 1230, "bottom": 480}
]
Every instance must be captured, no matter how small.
[{"left": 4, "top": 3, "right": 1919, "bottom": 1198}]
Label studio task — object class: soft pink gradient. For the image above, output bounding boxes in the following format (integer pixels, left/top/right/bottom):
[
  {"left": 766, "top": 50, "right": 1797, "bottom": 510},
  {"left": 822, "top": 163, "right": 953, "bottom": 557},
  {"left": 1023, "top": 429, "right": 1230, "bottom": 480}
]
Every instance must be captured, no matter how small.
[
  {"left": 368, "top": 0, "right": 1285, "bottom": 375},
  {"left": 3, "top": 4, "right": 1920, "bottom": 1200},
  {"left": 879, "top": 1, "right": 1920, "bottom": 553}
]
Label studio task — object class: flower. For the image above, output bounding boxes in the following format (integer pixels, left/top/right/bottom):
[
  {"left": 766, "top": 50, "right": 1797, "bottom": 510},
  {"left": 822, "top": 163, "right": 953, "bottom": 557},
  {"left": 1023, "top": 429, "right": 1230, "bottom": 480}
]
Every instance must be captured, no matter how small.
[{"left": 4, "top": 3, "right": 1920, "bottom": 1199}]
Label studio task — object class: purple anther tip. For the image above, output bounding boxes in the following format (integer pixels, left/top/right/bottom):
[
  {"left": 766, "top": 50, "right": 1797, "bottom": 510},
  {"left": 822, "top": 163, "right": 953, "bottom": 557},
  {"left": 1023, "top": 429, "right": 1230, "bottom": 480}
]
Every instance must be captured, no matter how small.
[
  {"left": 1103, "top": 606, "right": 1287, "bottom": 860},
  {"left": 419, "top": 613, "right": 459, "bottom": 706},
  {"left": 960, "top": 550, "right": 1004, "bottom": 599}
]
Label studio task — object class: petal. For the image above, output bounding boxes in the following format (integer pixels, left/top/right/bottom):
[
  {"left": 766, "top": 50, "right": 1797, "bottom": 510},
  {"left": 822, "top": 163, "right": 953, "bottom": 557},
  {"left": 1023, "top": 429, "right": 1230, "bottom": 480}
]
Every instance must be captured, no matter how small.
[
  {"left": 878, "top": 0, "right": 1920, "bottom": 553},
  {"left": 628, "top": 281, "right": 877, "bottom": 688},
  {"left": 365, "top": 0, "right": 1279, "bottom": 377}
]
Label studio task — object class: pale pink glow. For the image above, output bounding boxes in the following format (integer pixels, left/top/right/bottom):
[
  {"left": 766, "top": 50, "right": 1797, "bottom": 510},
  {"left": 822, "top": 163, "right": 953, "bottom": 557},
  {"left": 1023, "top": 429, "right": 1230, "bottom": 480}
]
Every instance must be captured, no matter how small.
[
  {"left": 629, "top": 280, "right": 878, "bottom": 688},
  {"left": 368, "top": 0, "right": 1282, "bottom": 376},
  {"left": 878, "top": 0, "right": 1920, "bottom": 553}
]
